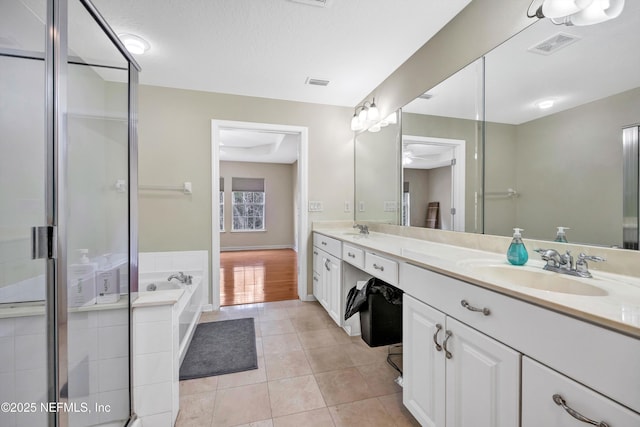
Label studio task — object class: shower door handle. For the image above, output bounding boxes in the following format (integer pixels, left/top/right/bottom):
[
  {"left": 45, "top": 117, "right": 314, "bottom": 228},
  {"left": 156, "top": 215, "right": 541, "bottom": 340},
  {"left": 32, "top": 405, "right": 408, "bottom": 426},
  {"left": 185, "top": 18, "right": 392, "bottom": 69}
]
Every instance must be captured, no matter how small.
[{"left": 31, "top": 226, "right": 57, "bottom": 260}]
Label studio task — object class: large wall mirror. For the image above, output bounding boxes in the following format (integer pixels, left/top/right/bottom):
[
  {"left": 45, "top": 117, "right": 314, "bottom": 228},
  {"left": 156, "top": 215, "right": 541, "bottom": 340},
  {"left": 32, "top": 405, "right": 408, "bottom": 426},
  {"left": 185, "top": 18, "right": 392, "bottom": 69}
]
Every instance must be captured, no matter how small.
[{"left": 354, "top": 1, "right": 640, "bottom": 249}]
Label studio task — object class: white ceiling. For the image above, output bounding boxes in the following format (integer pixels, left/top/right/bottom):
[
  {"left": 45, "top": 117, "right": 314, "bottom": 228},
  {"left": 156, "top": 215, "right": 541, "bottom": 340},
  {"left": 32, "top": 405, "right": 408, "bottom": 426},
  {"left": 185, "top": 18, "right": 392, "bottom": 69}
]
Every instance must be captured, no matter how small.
[
  {"left": 403, "top": 1, "right": 640, "bottom": 125},
  {"left": 219, "top": 130, "right": 299, "bottom": 164},
  {"left": 91, "top": 0, "right": 471, "bottom": 107}
]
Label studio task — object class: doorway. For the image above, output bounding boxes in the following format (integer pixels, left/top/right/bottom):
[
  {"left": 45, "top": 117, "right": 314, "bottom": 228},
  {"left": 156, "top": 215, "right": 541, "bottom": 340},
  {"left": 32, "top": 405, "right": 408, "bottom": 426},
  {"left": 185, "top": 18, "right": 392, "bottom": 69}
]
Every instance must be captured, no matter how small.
[
  {"left": 402, "top": 135, "right": 466, "bottom": 231},
  {"left": 211, "top": 120, "right": 308, "bottom": 309}
]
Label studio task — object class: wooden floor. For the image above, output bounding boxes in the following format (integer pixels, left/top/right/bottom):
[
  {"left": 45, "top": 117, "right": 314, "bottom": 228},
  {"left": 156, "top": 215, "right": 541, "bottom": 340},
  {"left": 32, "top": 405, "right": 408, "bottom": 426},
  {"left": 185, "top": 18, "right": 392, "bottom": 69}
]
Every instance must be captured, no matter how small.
[{"left": 219, "top": 249, "right": 298, "bottom": 306}]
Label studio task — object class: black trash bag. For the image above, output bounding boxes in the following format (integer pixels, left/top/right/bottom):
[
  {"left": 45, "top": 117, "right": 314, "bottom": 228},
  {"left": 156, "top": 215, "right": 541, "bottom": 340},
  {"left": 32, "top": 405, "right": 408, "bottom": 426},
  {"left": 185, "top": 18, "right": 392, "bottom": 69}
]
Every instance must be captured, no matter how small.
[{"left": 344, "top": 277, "right": 403, "bottom": 320}]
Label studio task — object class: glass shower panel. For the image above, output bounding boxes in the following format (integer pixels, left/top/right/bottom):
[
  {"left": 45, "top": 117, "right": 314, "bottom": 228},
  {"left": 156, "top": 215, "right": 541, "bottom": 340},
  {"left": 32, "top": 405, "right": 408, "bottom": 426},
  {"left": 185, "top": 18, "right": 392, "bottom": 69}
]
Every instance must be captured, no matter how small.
[
  {"left": 0, "top": 2, "right": 47, "bottom": 427},
  {"left": 66, "top": 1, "right": 130, "bottom": 425}
]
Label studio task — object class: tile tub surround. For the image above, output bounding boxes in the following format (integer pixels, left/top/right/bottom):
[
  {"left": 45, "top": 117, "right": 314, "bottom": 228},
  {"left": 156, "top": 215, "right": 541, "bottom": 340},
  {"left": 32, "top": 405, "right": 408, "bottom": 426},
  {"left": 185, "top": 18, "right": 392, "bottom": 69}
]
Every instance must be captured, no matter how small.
[
  {"left": 176, "top": 299, "right": 419, "bottom": 427},
  {"left": 313, "top": 223, "right": 640, "bottom": 338}
]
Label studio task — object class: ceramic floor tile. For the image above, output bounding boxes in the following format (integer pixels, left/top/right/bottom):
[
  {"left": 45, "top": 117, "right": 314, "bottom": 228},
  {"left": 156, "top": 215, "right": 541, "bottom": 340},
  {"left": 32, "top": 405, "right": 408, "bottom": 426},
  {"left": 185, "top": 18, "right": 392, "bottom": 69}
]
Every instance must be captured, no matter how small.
[
  {"left": 264, "top": 349, "right": 312, "bottom": 380},
  {"left": 314, "top": 367, "right": 375, "bottom": 406},
  {"left": 287, "top": 303, "right": 326, "bottom": 318},
  {"left": 233, "top": 419, "right": 274, "bottom": 427},
  {"left": 377, "top": 393, "right": 421, "bottom": 427},
  {"left": 328, "top": 397, "right": 396, "bottom": 427},
  {"left": 356, "top": 362, "right": 402, "bottom": 397},
  {"left": 327, "top": 326, "right": 360, "bottom": 345},
  {"left": 217, "top": 356, "right": 266, "bottom": 390},
  {"left": 305, "top": 345, "right": 355, "bottom": 373},
  {"left": 297, "top": 329, "right": 339, "bottom": 349},
  {"left": 179, "top": 376, "right": 219, "bottom": 396},
  {"left": 258, "top": 308, "right": 291, "bottom": 321},
  {"left": 212, "top": 383, "right": 271, "bottom": 427},
  {"left": 259, "top": 319, "right": 295, "bottom": 336},
  {"left": 273, "top": 407, "right": 336, "bottom": 427},
  {"left": 291, "top": 314, "right": 339, "bottom": 333},
  {"left": 267, "top": 374, "right": 326, "bottom": 418},
  {"left": 256, "top": 337, "right": 264, "bottom": 357},
  {"left": 175, "top": 391, "right": 215, "bottom": 425},
  {"left": 344, "top": 342, "right": 388, "bottom": 366},
  {"left": 261, "top": 333, "right": 302, "bottom": 355}
]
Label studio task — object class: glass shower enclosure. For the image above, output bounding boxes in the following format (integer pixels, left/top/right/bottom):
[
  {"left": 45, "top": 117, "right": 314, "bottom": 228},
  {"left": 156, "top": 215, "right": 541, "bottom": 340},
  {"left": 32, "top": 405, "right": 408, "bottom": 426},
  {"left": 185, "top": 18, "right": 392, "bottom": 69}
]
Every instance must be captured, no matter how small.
[{"left": 0, "top": 1, "right": 139, "bottom": 426}]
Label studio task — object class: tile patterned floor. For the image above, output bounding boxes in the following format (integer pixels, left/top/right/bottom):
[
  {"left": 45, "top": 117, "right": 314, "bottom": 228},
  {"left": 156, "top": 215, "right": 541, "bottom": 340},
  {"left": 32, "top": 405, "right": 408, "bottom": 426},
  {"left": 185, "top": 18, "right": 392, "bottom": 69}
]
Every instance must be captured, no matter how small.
[{"left": 176, "top": 299, "right": 419, "bottom": 427}]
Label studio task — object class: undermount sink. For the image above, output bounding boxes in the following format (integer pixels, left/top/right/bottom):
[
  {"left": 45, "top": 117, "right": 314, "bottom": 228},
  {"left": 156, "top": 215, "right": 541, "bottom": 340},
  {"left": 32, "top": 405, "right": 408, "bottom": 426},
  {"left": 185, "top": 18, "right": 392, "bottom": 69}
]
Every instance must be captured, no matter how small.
[
  {"left": 143, "top": 281, "right": 182, "bottom": 292},
  {"left": 466, "top": 263, "right": 608, "bottom": 297}
]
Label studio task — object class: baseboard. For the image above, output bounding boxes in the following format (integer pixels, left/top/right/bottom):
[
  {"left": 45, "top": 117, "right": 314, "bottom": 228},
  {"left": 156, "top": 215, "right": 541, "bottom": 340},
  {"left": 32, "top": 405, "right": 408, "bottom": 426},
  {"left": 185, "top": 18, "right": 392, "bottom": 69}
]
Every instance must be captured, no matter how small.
[
  {"left": 201, "top": 304, "right": 214, "bottom": 312},
  {"left": 301, "top": 294, "right": 317, "bottom": 302},
  {"left": 221, "top": 245, "right": 294, "bottom": 252}
]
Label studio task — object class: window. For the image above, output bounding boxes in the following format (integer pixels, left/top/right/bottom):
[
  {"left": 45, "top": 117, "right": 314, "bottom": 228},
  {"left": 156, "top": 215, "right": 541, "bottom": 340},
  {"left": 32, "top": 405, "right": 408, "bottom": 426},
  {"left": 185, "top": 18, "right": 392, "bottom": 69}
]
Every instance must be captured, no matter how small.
[
  {"left": 231, "top": 177, "right": 265, "bottom": 231},
  {"left": 219, "top": 177, "right": 225, "bottom": 231}
]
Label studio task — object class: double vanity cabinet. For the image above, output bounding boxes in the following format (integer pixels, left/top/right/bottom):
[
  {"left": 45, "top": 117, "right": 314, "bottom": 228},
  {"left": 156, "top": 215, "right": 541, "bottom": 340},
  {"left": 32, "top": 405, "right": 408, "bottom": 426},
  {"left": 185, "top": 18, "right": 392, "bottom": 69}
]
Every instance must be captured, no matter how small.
[{"left": 311, "top": 230, "right": 640, "bottom": 427}]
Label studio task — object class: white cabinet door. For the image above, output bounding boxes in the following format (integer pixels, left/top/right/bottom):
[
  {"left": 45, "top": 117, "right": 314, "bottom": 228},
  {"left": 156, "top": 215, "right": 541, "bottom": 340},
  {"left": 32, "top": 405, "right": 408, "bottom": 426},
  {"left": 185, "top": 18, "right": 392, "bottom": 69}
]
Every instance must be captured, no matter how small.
[
  {"left": 324, "top": 252, "right": 342, "bottom": 325},
  {"left": 445, "top": 317, "right": 520, "bottom": 427},
  {"left": 403, "top": 294, "right": 446, "bottom": 427},
  {"left": 312, "top": 249, "right": 323, "bottom": 306},
  {"left": 522, "top": 357, "right": 640, "bottom": 427}
]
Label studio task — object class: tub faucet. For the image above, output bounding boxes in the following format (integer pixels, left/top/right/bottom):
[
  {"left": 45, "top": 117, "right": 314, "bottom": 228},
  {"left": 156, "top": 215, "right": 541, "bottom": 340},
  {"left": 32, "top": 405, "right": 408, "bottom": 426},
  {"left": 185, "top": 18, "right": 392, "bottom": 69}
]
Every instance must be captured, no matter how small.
[
  {"left": 353, "top": 224, "right": 369, "bottom": 235},
  {"left": 533, "top": 249, "right": 604, "bottom": 278},
  {"left": 167, "top": 271, "right": 192, "bottom": 284}
]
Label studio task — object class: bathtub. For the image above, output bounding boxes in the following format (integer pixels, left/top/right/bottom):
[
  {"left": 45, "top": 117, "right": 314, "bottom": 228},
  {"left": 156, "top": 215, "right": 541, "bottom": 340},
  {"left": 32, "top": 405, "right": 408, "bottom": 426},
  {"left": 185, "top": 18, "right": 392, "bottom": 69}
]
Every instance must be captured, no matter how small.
[{"left": 138, "top": 272, "right": 203, "bottom": 363}]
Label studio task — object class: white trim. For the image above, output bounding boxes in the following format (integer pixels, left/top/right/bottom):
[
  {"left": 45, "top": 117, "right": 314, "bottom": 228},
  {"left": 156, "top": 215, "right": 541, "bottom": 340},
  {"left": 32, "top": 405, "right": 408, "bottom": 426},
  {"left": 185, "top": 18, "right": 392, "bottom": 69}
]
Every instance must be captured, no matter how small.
[
  {"left": 402, "top": 135, "right": 466, "bottom": 232},
  {"left": 211, "top": 120, "right": 309, "bottom": 309},
  {"left": 221, "top": 245, "right": 295, "bottom": 252}
]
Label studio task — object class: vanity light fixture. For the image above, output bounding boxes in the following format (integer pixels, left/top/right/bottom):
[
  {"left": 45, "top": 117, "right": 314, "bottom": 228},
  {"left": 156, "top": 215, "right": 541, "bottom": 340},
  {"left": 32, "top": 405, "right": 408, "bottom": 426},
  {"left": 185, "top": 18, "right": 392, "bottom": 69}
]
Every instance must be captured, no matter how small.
[
  {"left": 118, "top": 33, "right": 150, "bottom": 55},
  {"left": 350, "top": 97, "right": 380, "bottom": 131},
  {"left": 528, "top": 0, "right": 625, "bottom": 26}
]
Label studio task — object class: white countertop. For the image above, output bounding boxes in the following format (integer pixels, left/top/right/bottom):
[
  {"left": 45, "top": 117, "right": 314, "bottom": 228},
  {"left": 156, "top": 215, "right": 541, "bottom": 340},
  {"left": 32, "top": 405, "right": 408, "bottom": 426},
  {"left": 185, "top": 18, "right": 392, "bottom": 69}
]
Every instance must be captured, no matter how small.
[{"left": 315, "top": 228, "right": 640, "bottom": 338}]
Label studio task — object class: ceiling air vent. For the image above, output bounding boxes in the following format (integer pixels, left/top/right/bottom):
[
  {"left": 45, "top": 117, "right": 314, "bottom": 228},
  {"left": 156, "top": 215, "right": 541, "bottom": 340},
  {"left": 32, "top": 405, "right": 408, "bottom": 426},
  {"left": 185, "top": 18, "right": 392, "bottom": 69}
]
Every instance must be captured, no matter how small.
[
  {"left": 418, "top": 93, "right": 434, "bottom": 100},
  {"left": 528, "top": 33, "right": 580, "bottom": 55},
  {"left": 288, "top": 0, "right": 331, "bottom": 7},
  {"left": 306, "top": 77, "right": 330, "bottom": 87}
]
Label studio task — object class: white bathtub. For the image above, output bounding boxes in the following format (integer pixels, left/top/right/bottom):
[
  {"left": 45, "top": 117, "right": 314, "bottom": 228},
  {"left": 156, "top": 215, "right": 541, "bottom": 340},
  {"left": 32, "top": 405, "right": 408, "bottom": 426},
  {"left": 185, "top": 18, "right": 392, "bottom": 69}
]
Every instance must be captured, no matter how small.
[{"left": 138, "top": 273, "right": 203, "bottom": 363}]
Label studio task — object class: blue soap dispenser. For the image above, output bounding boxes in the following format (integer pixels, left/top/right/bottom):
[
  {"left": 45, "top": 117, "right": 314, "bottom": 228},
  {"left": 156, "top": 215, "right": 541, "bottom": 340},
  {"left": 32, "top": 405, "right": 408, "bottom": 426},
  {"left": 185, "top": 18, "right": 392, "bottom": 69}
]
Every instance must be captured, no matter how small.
[{"left": 507, "top": 228, "right": 528, "bottom": 266}]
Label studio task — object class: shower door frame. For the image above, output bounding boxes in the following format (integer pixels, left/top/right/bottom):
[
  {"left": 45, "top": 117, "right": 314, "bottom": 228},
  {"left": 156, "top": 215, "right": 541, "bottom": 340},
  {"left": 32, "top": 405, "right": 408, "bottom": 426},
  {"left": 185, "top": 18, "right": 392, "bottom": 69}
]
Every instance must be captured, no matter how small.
[{"left": 45, "top": 0, "right": 141, "bottom": 426}]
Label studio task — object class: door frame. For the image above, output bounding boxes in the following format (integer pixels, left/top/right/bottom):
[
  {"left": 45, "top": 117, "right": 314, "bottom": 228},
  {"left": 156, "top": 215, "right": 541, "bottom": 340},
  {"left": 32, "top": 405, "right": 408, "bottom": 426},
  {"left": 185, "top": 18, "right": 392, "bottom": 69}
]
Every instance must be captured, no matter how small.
[
  {"left": 402, "top": 135, "right": 466, "bottom": 231},
  {"left": 210, "top": 120, "right": 309, "bottom": 309}
]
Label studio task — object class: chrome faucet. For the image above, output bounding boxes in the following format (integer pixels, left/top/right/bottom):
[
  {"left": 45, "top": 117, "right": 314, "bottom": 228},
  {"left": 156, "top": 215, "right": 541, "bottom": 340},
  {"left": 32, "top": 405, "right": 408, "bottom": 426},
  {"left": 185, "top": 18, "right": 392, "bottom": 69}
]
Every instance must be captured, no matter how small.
[
  {"left": 353, "top": 224, "right": 369, "bottom": 235},
  {"left": 167, "top": 271, "right": 193, "bottom": 284},
  {"left": 533, "top": 249, "right": 605, "bottom": 278}
]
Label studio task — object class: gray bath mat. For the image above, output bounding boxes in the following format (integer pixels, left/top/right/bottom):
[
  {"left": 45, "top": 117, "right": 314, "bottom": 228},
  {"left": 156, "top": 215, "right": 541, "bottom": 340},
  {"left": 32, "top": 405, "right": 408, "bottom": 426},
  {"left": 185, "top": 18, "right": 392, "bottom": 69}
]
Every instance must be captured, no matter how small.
[{"left": 179, "top": 318, "right": 258, "bottom": 380}]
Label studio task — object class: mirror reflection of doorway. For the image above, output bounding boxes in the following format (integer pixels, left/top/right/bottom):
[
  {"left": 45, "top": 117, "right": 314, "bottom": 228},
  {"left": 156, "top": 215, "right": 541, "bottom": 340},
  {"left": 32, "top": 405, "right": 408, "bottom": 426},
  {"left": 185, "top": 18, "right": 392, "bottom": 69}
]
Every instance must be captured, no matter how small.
[{"left": 402, "top": 135, "right": 466, "bottom": 231}]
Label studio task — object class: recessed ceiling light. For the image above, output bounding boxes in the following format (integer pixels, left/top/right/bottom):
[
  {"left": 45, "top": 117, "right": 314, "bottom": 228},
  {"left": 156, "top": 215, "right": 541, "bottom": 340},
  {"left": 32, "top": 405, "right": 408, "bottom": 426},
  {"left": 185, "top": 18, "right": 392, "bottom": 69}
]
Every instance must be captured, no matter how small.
[
  {"left": 536, "top": 99, "right": 555, "bottom": 110},
  {"left": 118, "top": 33, "right": 150, "bottom": 55}
]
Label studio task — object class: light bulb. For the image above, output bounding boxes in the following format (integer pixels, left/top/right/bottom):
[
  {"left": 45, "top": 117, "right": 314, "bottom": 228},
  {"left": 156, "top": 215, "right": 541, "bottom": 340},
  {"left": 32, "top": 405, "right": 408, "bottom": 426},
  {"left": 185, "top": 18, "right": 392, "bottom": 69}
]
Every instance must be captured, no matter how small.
[
  {"left": 118, "top": 33, "right": 150, "bottom": 55},
  {"left": 367, "top": 100, "right": 380, "bottom": 122},
  {"left": 351, "top": 114, "right": 363, "bottom": 131},
  {"left": 566, "top": 0, "right": 624, "bottom": 25},
  {"left": 541, "top": 0, "right": 594, "bottom": 18},
  {"left": 358, "top": 108, "right": 368, "bottom": 122}
]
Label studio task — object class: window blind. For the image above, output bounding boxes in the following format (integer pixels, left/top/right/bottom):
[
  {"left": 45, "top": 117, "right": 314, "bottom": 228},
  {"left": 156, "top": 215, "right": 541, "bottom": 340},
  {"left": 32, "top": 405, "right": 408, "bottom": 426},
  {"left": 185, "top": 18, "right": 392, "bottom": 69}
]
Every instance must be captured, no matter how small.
[{"left": 232, "top": 177, "right": 264, "bottom": 192}]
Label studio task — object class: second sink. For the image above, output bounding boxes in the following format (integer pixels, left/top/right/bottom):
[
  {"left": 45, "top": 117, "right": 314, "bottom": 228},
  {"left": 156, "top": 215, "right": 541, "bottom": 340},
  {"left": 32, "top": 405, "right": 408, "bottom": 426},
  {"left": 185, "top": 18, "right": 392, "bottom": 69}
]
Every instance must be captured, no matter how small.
[{"left": 466, "top": 263, "right": 608, "bottom": 297}]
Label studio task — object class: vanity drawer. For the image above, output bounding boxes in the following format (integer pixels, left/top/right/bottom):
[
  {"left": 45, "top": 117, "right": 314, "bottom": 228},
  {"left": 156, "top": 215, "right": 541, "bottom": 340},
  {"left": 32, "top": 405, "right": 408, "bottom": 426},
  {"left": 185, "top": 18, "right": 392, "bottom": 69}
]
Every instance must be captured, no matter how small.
[
  {"left": 342, "top": 243, "right": 364, "bottom": 269},
  {"left": 522, "top": 357, "right": 640, "bottom": 426},
  {"left": 313, "top": 233, "right": 341, "bottom": 258},
  {"left": 400, "top": 262, "right": 640, "bottom": 413},
  {"left": 364, "top": 252, "right": 398, "bottom": 285}
]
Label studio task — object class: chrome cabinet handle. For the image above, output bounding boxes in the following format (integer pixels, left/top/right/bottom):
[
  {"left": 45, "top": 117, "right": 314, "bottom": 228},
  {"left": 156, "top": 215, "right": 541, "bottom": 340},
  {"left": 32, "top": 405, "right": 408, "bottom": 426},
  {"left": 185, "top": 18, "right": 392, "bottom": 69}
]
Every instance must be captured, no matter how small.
[
  {"left": 461, "top": 299, "right": 490, "bottom": 316},
  {"left": 313, "top": 250, "right": 318, "bottom": 255},
  {"left": 321, "top": 241, "right": 327, "bottom": 246},
  {"left": 552, "top": 394, "right": 610, "bottom": 427},
  {"left": 443, "top": 330, "right": 453, "bottom": 359},
  {"left": 324, "top": 259, "right": 331, "bottom": 271},
  {"left": 373, "top": 263, "right": 385, "bottom": 271},
  {"left": 347, "top": 252, "right": 356, "bottom": 258},
  {"left": 432, "top": 323, "right": 443, "bottom": 351}
]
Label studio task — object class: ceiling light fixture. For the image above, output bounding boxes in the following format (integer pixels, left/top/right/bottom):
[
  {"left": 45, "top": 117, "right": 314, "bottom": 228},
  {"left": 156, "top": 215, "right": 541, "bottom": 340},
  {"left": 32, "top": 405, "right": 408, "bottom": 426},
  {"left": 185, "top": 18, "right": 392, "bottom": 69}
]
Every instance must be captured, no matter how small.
[
  {"left": 118, "top": 33, "right": 150, "bottom": 55},
  {"left": 528, "top": 0, "right": 625, "bottom": 26},
  {"left": 350, "top": 97, "right": 380, "bottom": 131},
  {"left": 536, "top": 99, "right": 555, "bottom": 109}
]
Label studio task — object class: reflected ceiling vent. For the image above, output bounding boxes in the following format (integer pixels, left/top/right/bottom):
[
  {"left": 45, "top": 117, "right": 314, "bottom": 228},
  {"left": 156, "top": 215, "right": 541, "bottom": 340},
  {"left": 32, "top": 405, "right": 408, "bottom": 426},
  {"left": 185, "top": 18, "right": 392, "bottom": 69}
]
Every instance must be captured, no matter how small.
[
  {"left": 418, "top": 93, "right": 434, "bottom": 100},
  {"left": 528, "top": 32, "right": 580, "bottom": 55},
  {"left": 288, "top": 0, "right": 332, "bottom": 7},
  {"left": 305, "top": 77, "right": 330, "bottom": 86}
]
